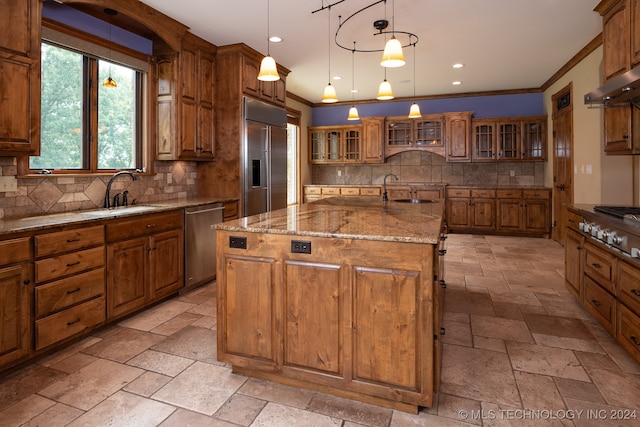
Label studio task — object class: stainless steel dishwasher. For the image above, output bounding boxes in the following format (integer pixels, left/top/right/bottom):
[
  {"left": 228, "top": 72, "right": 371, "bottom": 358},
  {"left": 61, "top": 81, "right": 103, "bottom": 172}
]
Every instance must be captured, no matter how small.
[{"left": 184, "top": 203, "right": 224, "bottom": 292}]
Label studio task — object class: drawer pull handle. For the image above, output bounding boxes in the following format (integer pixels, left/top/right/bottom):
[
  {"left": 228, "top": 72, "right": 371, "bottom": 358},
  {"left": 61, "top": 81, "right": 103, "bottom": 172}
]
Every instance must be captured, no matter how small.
[
  {"left": 146, "top": 223, "right": 157, "bottom": 228},
  {"left": 591, "top": 263, "right": 602, "bottom": 269},
  {"left": 632, "top": 336, "right": 640, "bottom": 346},
  {"left": 631, "top": 289, "right": 640, "bottom": 297},
  {"left": 66, "top": 238, "right": 80, "bottom": 243},
  {"left": 591, "top": 299, "right": 601, "bottom": 307},
  {"left": 66, "top": 261, "right": 81, "bottom": 267},
  {"left": 67, "top": 318, "right": 81, "bottom": 326},
  {"left": 66, "top": 287, "right": 81, "bottom": 295},
  {"left": 440, "top": 327, "right": 446, "bottom": 336}
]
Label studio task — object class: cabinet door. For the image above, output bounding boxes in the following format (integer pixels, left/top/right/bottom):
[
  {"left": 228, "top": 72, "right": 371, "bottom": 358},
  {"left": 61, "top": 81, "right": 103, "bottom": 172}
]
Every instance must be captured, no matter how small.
[
  {"left": 0, "top": 0, "right": 40, "bottom": 155},
  {"left": 446, "top": 198, "right": 471, "bottom": 229},
  {"left": 387, "top": 186, "right": 412, "bottom": 200},
  {"left": 343, "top": 128, "right": 361, "bottom": 162},
  {"left": 470, "top": 198, "right": 495, "bottom": 230},
  {"left": 632, "top": 0, "right": 640, "bottom": 66},
  {"left": 309, "top": 129, "right": 326, "bottom": 163},
  {"left": 603, "top": 104, "right": 640, "bottom": 154},
  {"left": 415, "top": 116, "right": 443, "bottom": 146},
  {"left": 565, "top": 228, "right": 584, "bottom": 299},
  {"left": 196, "top": 52, "right": 215, "bottom": 159},
  {"left": 472, "top": 121, "right": 496, "bottom": 161},
  {"left": 522, "top": 119, "right": 546, "bottom": 160},
  {"left": 107, "top": 237, "right": 147, "bottom": 319},
  {"left": 362, "top": 117, "right": 384, "bottom": 163},
  {"left": 522, "top": 198, "right": 549, "bottom": 234},
  {"left": 602, "top": 0, "right": 630, "bottom": 81},
  {"left": 274, "top": 78, "right": 287, "bottom": 107},
  {"left": 0, "top": 263, "right": 31, "bottom": 366},
  {"left": 149, "top": 229, "right": 183, "bottom": 300},
  {"left": 386, "top": 118, "right": 413, "bottom": 146},
  {"left": 242, "top": 55, "right": 261, "bottom": 98},
  {"left": 445, "top": 112, "right": 472, "bottom": 162},
  {"left": 498, "top": 121, "right": 520, "bottom": 160},
  {"left": 497, "top": 198, "right": 522, "bottom": 231},
  {"left": 326, "top": 129, "right": 342, "bottom": 162}
]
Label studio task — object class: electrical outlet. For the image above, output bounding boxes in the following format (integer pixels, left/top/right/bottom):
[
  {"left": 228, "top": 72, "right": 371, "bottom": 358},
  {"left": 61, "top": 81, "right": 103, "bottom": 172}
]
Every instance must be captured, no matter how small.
[
  {"left": 229, "top": 236, "right": 247, "bottom": 249},
  {"left": 291, "top": 240, "right": 312, "bottom": 254},
  {"left": 509, "top": 170, "right": 515, "bottom": 177},
  {"left": 337, "top": 170, "right": 342, "bottom": 176}
]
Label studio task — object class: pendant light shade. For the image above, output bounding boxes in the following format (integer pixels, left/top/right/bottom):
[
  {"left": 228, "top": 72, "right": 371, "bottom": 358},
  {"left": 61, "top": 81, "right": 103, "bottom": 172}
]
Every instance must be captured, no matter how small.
[
  {"left": 103, "top": 76, "right": 118, "bottom": 88},
  {"left": 377, "top": 79, "right": 394, "bottom": 100},
  {"left": 258, "top": 0, "right": 280, "bottom": 82},
  {"left": 103, "top": 10, "right": 118, "bottom": 88},
  {"left": 258, "top": 55, "right": 279, "bottom": 81},
  {"left": 322, "top": 83, "right": 338, "bottom": 103},
  {"left": 348, "top": 106, "right": 360, "bottom": 120},
  {"left": 380, "top": 36, "right": 405, "bottom": 68},
  {"left": 408, "top": 102, "right": 422, "bottom": 118}
]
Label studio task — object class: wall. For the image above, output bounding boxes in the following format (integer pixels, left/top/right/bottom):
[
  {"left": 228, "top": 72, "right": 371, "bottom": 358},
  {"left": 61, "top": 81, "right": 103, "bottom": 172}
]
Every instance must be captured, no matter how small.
[
  {"left": 0, "top": 159, "right": 197, "bottom": 220},
  {"left": 543, "top": 46, "right": 635, "bottom": 205}
]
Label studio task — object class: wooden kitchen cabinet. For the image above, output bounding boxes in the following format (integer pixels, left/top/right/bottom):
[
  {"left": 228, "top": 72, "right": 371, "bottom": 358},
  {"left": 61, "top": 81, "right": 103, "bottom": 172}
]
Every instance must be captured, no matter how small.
[
  {"left": 0, "top": 237, "right": 32, "bottom": 366},
  {"left": 564, "top": 228, "right": 584, "bottom": 299},
  {"left": 472, "top": 120, "right": 496, "bottom": 161},
  {"left": 496, "top": 189, "right": 550, "bottom": 235},
  {"left": 385, "top": 114, "right": 445, "bottom": 158},
  {"left": 242, "top": 53, "right": 287, "bottom": 107},
  {"left": 471, "top": 116, "right": 546, "bottom": 161},
  {"left": 0, "top": 0, "right": 41, "bottom": 156},
  {"left": 156, "top": 32, "right": 215, "bottom": 161},
  {"left": 308, "top": 125, "right": 361, "bottom": 163},
  {"left": 387, "top": 184, "right": 445, "bottom": 201},
  {"left": 106, "top": 211, "right": 184, "bottom": 319},
  {"left": 444, "top": 112, "right": 472, "bottom": 162},
  {"left": 33, "top": 225, "right": 106, "bottom": 350},
  {"left": 361, "top": 117, "right": 385, "bottom": 163},
  {"left": 446, "top": 188, "right": 495, "bottom": 232}
]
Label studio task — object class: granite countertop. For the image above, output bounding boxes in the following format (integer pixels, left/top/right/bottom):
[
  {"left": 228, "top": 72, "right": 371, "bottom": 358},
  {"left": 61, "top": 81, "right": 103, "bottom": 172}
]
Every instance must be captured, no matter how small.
[
  {"left": 216, "top": 197, "right": 445, "bottom": 244},
  {"left": 0, "top": 197, "right": 237, "bottom": 235}
]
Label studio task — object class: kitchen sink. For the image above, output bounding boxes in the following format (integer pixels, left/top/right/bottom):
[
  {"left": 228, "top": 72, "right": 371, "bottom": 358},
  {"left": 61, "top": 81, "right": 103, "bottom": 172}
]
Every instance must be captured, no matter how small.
[
  {"left": 80, "top": 205, "right": 161, "bottom": 217},
  {"left": 391, "top": 199, "right": 439, "bottom": 204}
]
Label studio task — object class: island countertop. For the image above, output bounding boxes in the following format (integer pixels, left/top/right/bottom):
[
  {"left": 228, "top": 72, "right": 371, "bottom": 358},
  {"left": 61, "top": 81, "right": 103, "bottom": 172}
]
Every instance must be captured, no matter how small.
[{"left": 216, "top": 196, "right": 444, "bottom": 244}]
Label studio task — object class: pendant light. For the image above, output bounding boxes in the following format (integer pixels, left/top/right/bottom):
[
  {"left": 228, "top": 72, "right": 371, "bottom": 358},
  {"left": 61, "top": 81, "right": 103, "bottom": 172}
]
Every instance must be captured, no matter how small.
[
  {"left": 321, "top": 5, "right": 338, "bottom": 103},
  {"left": 408, "top": 41, "right": 421, "bottom": 118},
  {"left": 380, "top": 0, "right": 405, "bottom": 67},
  {"left": 347, "top": 42, "right": 360, "bottom": 121},
  {"left": 377, "top": 68, "right": 394, "bottom": 100},
  {"left": 258, "top": 0, "right": 280, "bottom": 81},
  {"left": 103, "top": 8, "right": 118, "bottom": 88}
]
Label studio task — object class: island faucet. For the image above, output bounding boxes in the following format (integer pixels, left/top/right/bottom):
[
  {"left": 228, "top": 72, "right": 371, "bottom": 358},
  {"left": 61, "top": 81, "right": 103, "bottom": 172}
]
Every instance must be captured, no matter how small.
[
  {"left": 382, "top": 173, "right": 399, "bottom": 201},
  {"left": 104, "top": 171, "right": 138, "bottom": 208}
]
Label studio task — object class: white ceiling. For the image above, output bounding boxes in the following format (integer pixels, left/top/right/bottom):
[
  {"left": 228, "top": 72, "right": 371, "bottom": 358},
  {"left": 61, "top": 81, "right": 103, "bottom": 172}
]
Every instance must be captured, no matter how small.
[{"left": 140, "top": 0, "right": 603, "bottom": 104}]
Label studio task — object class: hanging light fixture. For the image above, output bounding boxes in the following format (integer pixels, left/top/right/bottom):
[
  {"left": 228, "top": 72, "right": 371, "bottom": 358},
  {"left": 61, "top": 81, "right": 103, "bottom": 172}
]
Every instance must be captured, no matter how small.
[
  {"left": 258, "top": 0, "right": 280, "bottom": 81},
  {"left": 408, "top": 41, "right": 421, "bottom": 118},
  {"left": 380, "top": 0, "right": 405, "bottom": 67},
  {"left": 103, "top": 8, "right": 118, "bottom": 88},
  {"left": 347, "top": 42, "right": 360, "bottom": 121},
  {"left": 377, "top": 68, "right": 394, "bottom": 100},
  {"left": 321, "top": 4, "right": 338, "bottom": 103}
]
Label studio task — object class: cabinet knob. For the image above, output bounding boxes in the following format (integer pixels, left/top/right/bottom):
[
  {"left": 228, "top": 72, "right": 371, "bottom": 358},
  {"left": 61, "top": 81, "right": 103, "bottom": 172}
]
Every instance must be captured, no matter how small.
[
  {"left": 631, "top": 289, "right": 640, "bottom": 297},
  {"left": 632, "top": 336, "right": 640, "bottom": 346},
  {"left": 591, "top": 299, "right": 601, "bottom": 307},
  {"left": 23, "top": 279, "right": 30, "bottom": 285}
]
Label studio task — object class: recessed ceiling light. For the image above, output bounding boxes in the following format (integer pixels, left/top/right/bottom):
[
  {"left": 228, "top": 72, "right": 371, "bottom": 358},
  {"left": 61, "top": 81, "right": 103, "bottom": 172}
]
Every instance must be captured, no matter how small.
[
  {"left": 398, "top": 79, "right": 411, "bottom": 84},
  {"left": 333, "top": 75, "right": 342, "bottom": 81},
  {"left": 452, "top": 81, "right": 462, "bottom": 85},
  {"left": 452, "top": 63, "right": 464, "bottom": 69},
  {"left": 269, "top": 36, "right": 282, "bottom": 43},
  {"left": 351, "top": 89, "right": 358, "bottom": 93}
]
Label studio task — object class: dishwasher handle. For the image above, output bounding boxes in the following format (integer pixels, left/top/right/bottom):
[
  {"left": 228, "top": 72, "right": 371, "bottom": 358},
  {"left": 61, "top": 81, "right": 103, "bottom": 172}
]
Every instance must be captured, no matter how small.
[{"left": 185, "top": 206, "right": 225, "bottom": 215}]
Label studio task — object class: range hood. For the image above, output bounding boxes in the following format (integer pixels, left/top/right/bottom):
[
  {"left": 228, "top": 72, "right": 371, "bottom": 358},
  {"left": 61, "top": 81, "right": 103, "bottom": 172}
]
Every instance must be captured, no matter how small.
[{"left": 584, "top": 65, "right": 640, "bottom": 106}]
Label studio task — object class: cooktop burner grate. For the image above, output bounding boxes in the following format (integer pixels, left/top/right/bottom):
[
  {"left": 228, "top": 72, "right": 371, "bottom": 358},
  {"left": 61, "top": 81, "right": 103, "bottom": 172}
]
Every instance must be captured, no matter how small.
[{"left": 594, "top": 205, "right": 640, "bottom": 219}]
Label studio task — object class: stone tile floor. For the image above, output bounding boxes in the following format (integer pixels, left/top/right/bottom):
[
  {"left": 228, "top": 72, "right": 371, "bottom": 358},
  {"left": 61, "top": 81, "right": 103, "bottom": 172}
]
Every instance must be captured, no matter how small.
[{"left": 1, "top": 234, "right": 639, "bottom": 426}]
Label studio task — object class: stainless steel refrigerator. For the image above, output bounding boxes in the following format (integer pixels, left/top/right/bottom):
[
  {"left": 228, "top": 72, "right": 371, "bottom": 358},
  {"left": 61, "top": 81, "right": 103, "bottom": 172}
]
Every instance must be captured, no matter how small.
[{"left": 243, "top": 97, "right": 288, "bottom": 217}]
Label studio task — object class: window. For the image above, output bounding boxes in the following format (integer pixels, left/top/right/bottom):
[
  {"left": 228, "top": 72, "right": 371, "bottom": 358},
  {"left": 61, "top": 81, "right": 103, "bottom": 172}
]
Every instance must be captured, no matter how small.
[
  {"left": 287, "top": 122, "right": 298, "bottom": 205},
  {"left": 30, "top": 41, "right": 143, "bottom": 173}
]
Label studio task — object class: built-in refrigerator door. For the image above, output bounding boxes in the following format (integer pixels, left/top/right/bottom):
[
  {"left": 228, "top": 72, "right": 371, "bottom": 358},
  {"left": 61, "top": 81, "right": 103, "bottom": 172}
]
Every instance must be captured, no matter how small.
[
  {"left": 245, "top": 120, "right": 268, "bottom": 216},
  {"left": 269, "top": 125, "right": 288, "bottom": 211}
]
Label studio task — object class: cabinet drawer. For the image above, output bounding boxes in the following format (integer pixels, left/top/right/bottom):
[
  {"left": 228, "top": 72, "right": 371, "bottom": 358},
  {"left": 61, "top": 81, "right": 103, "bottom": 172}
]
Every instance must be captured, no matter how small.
[
  {"left": 35, "top": 225, "right": 104, "bottom": 258},
  {"left": 223, "top": 201, "right": 238, "bottom": 219},
  {"left": 35, "top": 268, "right": 105, "bottom": 318},
  {"left": 35, "top": 296, "right": 106, "bottom": 350},
  {"left": 360, "top": 187, "right": 381, "bottom": 196},
  {"left": 619, "top": 260, "right": 640, "bottom": 316},
  {"left": 617, "top": 303, "right": 640, "bottom": 363},
  {"left": 340, "top": 187, "right": 360, "bottom": 196},
  {"left": 496, "top": 189, "right": 522, "bottom": 199},
  {"left": 583, "top": 275, "right": 616, "bottom": 335},
  {"left": 584, "top": 242, "right": 616, "bottom": 293},
  {"left": 304, "top": 186, "right": 322, "bottom": 195},
  {"left": 0, "top": 237, "right": 31, "bottom": 266},
  {"left": 321, "top": 187, "right": 340, "bottom": 195},
  {"left": 106, "top": 211, "right": 183, "bottom": 242},
  {"left": 565, "top": 210, "right": 582, "bottom": 232},
  {"left": 522, "top": 189, "right": 549, "bottom": 200},
  {"left": 471, "top": 189, "right": 495, "bottom": 198},
  {"left": 446, "top": 188, "right": 470, "bottom": 198},
  {"left": 35, "top": 246, "right": 105, "bottom": 283}
]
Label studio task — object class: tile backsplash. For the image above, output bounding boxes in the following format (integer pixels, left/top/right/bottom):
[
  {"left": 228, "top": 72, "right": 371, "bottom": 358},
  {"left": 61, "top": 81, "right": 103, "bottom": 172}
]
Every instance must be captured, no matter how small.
[
  {"left": 312, "top": 151, "right": 545, "bottom": 187},
  {"left": 0, "top": 158, "right": 197, "bottom": 220}
]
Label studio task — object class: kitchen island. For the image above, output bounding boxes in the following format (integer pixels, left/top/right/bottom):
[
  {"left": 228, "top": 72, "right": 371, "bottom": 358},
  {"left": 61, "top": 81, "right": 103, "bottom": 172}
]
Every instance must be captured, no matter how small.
[{"left": 215, "top": 197, "right": 446, "bottom": 413}]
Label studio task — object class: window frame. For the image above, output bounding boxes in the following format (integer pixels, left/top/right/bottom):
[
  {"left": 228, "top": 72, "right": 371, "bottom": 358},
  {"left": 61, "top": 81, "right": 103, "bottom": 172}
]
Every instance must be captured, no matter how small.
[{"left": 18, "top": 19, "right": 154, "bottom": 177}]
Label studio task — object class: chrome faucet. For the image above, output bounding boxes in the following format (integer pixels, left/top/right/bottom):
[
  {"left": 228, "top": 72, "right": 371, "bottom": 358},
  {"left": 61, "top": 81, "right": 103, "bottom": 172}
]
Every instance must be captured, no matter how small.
[
  {"left": 382, "top": 173, "right": 399, "bottom": 201},
  {"left": 104, "top": 171, "right": 138, "bottom": 208}
]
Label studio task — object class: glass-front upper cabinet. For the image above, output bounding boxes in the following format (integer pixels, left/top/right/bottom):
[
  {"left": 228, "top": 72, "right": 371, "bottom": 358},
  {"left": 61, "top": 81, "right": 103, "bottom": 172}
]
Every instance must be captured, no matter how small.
[
  {"left": 415, "top": 117, "right": 443, "bottom": 146},
  {"left": 498, "top": 122, "right": 520, "bottom": 160},
  {"left": 472, "top": 121, "right": 496, "bottom": 161},
  {"left": 522, "top": 119, "right": 546, "bottom": 160},
  {"left": 308, "top": 126, "right": 361, "bottom": 163},
  {"left": 309, "top": 129, "right": 326, "bottom": 162}
]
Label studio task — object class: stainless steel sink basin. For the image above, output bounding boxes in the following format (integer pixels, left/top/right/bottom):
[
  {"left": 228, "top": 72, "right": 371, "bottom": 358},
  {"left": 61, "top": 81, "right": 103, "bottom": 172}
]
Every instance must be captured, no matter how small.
[
  {"left": 81, "top": 205, "right": 160, "bottom": 217},
  {"left": 391, "top": 199, "right": 439, "bottom": 204}
]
